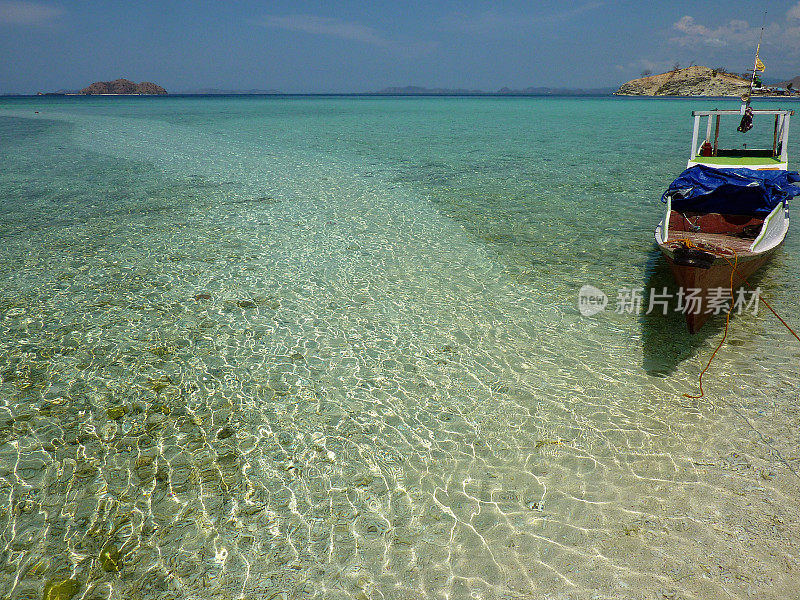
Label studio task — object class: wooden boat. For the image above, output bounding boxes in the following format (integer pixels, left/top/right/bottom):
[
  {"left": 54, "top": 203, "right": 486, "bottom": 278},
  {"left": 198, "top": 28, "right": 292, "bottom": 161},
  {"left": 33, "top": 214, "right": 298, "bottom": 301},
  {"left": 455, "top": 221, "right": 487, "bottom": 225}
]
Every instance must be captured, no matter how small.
[{"left": 655, "top": 107, "right": 797, "bottom": 333}]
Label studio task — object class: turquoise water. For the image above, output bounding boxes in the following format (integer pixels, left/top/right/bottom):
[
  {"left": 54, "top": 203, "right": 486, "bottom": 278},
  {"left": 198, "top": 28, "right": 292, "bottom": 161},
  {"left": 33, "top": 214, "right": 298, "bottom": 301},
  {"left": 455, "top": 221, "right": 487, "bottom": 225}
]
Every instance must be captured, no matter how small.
[{"left": 1, "top": 95, "right": 799, "bottom": 600}]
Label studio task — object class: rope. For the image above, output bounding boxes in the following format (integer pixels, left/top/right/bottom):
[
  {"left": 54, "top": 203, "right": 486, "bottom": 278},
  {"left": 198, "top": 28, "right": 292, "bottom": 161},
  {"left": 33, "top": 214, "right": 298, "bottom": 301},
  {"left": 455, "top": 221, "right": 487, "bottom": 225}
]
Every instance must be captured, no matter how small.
[
  {"left": 667, "top": 237, "right": 735, "bottom": 256},
  {"left": 683, "top": 248, "right": 738, "bottom": 399},
  {"left": 677, "top": 238, "right": 800, "bottom": 399},
  {"left": 681, "top": 213, "right": 701, "bottom": 232},
  {"left": 721, "top": 261, "right": 800, "bottom": 344}
]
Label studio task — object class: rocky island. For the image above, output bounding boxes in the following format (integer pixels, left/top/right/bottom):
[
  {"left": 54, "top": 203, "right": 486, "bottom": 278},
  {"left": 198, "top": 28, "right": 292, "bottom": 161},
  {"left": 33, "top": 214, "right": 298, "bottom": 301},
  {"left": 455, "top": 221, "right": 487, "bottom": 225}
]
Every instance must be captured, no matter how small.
[
  {"left": 616, "top": 66, "right": 751, "bottom": 96},
  {"left": 80, "top": 79, "right": 167, "bottom": 95}
]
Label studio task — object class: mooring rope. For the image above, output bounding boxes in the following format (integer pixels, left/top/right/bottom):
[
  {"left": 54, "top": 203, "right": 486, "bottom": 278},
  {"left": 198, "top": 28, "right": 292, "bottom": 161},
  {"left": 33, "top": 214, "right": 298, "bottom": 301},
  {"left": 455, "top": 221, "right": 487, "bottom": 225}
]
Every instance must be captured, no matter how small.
[{"left": 674, "top": 240, "right": 800, "bottom": 399}]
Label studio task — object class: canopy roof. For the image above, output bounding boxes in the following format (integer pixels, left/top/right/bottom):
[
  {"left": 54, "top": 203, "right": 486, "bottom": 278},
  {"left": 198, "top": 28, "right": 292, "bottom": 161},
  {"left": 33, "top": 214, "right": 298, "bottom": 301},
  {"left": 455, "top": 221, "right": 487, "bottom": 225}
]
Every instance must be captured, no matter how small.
[{"left": 662, "top": 164, "right": 800, "bottom": 216}]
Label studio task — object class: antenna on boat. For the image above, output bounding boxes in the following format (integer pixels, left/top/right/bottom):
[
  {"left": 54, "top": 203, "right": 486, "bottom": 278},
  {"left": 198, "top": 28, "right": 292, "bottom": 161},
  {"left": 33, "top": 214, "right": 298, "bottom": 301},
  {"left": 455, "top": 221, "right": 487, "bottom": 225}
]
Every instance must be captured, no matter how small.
[
  {"left": 748, "top": 11, "right": 767, "bottom": 95},
  {"left": 739, "top": 10, "right": 767, "bottom": 132}
]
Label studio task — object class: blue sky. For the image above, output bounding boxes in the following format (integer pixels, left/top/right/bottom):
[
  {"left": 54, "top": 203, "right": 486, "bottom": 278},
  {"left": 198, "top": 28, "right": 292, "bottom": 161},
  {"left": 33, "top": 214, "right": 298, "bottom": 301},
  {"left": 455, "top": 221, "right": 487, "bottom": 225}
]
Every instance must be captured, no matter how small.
[{"left": 2, "top": 1, "right": 800, "bottom": 93}]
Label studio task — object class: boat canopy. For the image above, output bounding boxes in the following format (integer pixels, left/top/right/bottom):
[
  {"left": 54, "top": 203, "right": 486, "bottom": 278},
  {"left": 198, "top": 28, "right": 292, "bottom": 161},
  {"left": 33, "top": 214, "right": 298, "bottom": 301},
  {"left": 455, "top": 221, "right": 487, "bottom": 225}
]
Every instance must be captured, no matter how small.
[
  {"left": 661, "top": 164, "right": 800, "bottom": 216},
  {"left": 688, "top": 108, "right": 793, "bottom": 169}
]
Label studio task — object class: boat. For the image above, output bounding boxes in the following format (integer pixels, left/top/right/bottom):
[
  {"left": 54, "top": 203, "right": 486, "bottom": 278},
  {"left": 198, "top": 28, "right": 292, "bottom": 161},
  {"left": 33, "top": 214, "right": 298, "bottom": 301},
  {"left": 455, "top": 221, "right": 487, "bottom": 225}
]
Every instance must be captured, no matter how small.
[
  {"left": 654, "top": 35, "right": 800, "bottom": 333},
  {"left": 656, "top": 151, "right": 798, "bottom": 333}
]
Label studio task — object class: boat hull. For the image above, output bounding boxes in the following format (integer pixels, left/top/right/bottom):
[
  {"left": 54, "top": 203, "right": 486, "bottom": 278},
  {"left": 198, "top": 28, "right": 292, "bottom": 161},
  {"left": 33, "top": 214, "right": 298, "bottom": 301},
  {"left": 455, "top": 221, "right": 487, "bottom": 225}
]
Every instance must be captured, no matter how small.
[
  {"left": 658, "top": 247, "right": 774, "bottom": 333},
  {"left": 654, "top": 204, "right": 789, "bottom": 333}
]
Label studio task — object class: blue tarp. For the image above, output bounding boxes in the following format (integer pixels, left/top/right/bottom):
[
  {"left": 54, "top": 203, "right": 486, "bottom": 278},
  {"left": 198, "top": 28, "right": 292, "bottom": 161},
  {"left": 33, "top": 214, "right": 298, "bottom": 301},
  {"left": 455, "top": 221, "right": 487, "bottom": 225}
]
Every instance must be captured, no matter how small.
[{"left": 661, "top": 164, "right": 800, "bottom": 216}]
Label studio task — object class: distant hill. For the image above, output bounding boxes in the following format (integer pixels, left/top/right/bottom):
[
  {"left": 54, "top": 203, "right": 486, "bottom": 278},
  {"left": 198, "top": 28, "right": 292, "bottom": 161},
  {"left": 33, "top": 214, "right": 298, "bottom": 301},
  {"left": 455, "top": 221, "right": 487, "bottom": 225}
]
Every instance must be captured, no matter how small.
[
  {"left": 616, "top": 66, "right": 750, "bottom": 96},
  {"left": 375, "top": 85, "right": 613, "bottom": 96},
  {"left": 776, "top": 76, "right": 800, "bottom": 90},
  {"left": 80, "top": 79, "right": 167, "bottom": 95},
  {"left": 180, "top": 88, "right": 282, "bottom": 95},
  {"left": 376, "top": 86, "right": 485, "bottom": 95},
  {"left": 496, "top": 86, "right": 614, "bottom": 95}
]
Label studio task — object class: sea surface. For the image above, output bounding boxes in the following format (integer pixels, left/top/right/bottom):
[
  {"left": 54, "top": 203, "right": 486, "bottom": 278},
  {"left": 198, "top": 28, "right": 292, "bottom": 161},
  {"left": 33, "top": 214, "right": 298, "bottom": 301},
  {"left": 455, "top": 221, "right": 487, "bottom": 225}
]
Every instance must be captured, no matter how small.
[{"left": 0, "top": 95, "right": 799, "bottom": 600}]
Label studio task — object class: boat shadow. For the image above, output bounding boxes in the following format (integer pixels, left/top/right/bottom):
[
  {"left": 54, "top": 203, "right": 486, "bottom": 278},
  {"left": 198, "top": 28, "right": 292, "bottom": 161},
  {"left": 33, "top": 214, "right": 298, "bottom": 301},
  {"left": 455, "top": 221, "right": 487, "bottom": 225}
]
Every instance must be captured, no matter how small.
[
  {"left": 640, "top": 245, "right": 723, "bottom": 376},
  {"left": 641, "top": 243, "right": 778, "bottom": 376}
]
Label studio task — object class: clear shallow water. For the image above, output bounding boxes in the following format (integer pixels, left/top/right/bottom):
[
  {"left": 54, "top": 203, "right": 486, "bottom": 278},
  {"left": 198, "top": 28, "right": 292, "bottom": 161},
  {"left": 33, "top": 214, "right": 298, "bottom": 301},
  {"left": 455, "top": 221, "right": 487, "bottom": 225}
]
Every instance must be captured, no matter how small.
[{"left": 0, "top": 95, "right": 799, "bottom": 600}]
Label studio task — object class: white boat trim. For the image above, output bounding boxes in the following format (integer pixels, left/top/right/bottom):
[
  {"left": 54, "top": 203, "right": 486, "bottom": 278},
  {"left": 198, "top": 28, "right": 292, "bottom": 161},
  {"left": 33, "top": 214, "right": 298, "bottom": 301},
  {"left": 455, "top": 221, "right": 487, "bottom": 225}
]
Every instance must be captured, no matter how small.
[
  {"left": 658, "top": 194, "right": 671, "bottom": 243},
  {"left": 687, "top": 159, "right": 788, "bottom": 170},
  {"left": 750, "top": 202, "right": 789, "bottom": 253}
]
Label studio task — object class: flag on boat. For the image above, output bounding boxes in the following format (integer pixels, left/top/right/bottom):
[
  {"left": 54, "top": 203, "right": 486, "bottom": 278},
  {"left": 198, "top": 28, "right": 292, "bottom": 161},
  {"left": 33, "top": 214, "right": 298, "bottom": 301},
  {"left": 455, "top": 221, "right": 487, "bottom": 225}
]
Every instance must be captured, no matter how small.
[{"left": 754, "top": 42, "right": 765, "bottom": 72}]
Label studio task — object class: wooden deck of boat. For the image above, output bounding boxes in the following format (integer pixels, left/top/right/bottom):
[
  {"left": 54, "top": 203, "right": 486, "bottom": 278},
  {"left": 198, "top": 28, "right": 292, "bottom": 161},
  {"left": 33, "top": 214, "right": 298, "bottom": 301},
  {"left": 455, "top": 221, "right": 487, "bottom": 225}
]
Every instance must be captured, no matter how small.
[{"left": 665, "top": 230, "right": 757, "bottom": 256}]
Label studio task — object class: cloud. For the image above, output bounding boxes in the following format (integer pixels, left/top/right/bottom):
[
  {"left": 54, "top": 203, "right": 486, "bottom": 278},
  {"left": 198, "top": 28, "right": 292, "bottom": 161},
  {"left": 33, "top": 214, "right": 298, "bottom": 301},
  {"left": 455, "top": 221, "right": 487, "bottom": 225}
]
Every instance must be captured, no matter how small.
[
  {"left": 614, "top": 58, "right": 660, "bottom": 74},
  {"left": 673, "top": 15, "right": 713, "bottom": 38},
  {"left": 671, "top": 15, "right": 752, "bottom": 47},
  {"left": 261, "top": 14, "right": 434, "bottom": 56},
  {"left": 670, "top": 14, "right": 800, "bottom": 54},
  {"left": 0, "top": 0, "right": 62, "bottom": 25},
  {"left": 443, "top": 2, "right": 604, "bottom": 34}
]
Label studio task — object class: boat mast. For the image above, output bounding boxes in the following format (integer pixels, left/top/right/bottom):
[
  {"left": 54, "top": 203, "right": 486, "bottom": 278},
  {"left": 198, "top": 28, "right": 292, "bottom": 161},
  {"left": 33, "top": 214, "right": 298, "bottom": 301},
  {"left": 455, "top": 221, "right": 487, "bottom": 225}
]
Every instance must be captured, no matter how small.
[{"left": 743, "top": 11, "right": 767, "bottom": 110}]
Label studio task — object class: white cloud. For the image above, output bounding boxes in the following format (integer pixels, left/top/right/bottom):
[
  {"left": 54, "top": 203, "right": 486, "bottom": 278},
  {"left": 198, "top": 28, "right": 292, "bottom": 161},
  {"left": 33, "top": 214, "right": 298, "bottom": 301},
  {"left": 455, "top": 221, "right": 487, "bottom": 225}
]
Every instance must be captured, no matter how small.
[
  {"left": 0, "top": 1, "right": 62, "bottom": 25},
  {"left": 261, "top": 14, "right": 434, "bottom": 57},
  {"left": 671, "top": 15, "right": 752, "bottom": 47},
  {"left": 263, "top": 15, "right": 388, "bottom": 47},
  {"left": 673, "top": 15, "right": 712, "bottom": 38},
  {"left": 443, "top": 2, "right": 604, "bottom": 34},
  {"left": 443, "top": 11, "right": 514, "bottom": 34},
  {"left": 614, "top": 58, "right": 660, "bottom": 73},
  {"left": 670, "top": 14, "right": 800, "bottom": 55}
]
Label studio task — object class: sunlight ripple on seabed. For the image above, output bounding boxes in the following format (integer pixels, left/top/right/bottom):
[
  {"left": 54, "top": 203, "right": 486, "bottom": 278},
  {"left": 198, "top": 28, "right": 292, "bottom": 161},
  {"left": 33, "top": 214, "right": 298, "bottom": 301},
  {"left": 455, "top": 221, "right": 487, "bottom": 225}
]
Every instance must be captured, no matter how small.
[{"left": 0, "top": 97, "right": 798, "bottom": 600}]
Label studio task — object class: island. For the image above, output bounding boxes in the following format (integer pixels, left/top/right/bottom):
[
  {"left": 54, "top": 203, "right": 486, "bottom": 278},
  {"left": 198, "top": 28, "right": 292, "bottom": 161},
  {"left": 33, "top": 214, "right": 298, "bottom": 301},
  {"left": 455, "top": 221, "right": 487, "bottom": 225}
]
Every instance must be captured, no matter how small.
[
  {"left": 374, "top": 85, "right": 614, "bottom": 96},
  {"left": 615, "top": 66, "right": 796, "bottom": 97},
  {"left": 80, "top": 79, "right": 167, "bottom": 95}
]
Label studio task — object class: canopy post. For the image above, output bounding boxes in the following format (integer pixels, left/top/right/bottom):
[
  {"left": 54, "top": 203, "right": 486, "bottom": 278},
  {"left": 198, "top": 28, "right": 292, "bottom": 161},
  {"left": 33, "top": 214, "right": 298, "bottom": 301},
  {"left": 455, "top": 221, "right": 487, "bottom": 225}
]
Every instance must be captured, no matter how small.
[
  {"left": 690, "top": 115, "right": 700, "bottom": 160},
  {"left": 773, "top": 114, "right": 779, "bottom": 157},
  {"left": 713, "top": 115, "right": 720, "bottom": 156},
  {"left": 705, "top": 115, "right": 713, "bottom": 143},
  {"left": 780, "top": 114, "right": 791, "bottom": 162}
]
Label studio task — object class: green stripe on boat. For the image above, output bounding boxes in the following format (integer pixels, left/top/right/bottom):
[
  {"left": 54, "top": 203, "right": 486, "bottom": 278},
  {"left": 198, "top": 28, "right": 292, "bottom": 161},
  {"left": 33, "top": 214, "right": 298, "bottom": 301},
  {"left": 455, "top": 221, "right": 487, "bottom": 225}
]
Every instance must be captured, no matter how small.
[{"left": 692, "top": 155, "right": 784, "bottom": 165}]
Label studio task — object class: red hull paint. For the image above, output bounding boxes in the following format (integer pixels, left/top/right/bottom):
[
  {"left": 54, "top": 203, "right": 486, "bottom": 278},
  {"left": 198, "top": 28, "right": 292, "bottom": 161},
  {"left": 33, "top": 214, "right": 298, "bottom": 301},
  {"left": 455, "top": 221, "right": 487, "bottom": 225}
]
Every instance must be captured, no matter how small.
[{"left": 659, "top": 248, "right": 772, "bottom": 333}]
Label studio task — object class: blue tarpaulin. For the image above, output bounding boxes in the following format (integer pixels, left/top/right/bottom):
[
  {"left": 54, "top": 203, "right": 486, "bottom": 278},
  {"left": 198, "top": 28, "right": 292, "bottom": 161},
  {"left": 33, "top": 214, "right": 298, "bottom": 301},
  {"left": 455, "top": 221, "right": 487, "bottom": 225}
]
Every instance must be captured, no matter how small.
[{"left": 661, "top": 164, "right": 800, "bottom": 216}]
